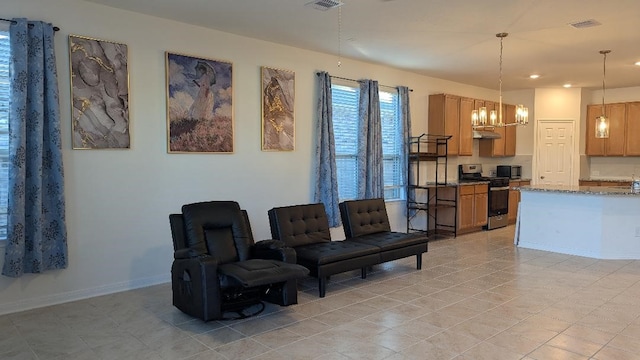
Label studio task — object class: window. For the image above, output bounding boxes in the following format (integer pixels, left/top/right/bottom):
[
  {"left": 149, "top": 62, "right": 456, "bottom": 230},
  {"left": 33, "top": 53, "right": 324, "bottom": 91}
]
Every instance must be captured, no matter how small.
[
  {"left": 331, "top": 82, "right": 404, "bottom": 201},
  {"left": 0, "top": 30, "right": 9, "bottom": 241}
]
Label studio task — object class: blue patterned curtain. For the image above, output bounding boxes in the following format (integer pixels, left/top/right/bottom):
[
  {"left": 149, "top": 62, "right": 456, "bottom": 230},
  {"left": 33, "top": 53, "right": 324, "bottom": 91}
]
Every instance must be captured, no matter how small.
[
  {"left": 314, "top": 72, "right": 340, "bottom": 227},
  {"left": 357, "top": 79, "right": 383, "bottom": 199},
  {"left": 398, "top": 86, "right": 413, "bottom": 216},
  {"left": 2, "top": 19, "right": 68, "bottom": 277}
]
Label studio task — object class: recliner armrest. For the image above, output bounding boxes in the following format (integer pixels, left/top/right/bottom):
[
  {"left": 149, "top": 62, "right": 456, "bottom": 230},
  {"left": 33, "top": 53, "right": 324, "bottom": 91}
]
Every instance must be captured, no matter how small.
[
  {"left": 254, "top": 239, "right": 286, "bottom": 250},
  {"left": 252, "top": 239, "right": 297, "bottom": 263},
  {"left": 174, "top": 248, "right": 192, "bottom": 259}
]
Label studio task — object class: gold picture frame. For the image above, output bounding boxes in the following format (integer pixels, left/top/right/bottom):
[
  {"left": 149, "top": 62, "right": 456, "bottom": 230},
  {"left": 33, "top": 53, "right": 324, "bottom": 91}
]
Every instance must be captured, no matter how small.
[
  {"left": 261, "top": 66, "right": 295, "bottom": 151},
  {"left": 166, "top": 52, "right": 233, "bottom": 153},
  {"left": 69, "top": 35, "right": 130, "bottom": 149}
]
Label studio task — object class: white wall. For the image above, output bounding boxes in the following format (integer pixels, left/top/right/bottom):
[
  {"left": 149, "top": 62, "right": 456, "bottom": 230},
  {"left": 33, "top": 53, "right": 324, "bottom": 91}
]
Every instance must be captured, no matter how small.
[
  {"left": 0, "top": 0, "right": 500, "bottom": 314},
  {"left": 531, "top": 88, "right": 583, "bottom": 184}
]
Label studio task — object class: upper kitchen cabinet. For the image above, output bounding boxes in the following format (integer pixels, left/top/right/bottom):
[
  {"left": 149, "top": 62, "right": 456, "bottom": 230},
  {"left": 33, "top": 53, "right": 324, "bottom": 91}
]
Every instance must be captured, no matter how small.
[
  {"left": 625, "top": 102, "right": 640, "bottom": 156},
  {"left": 478, "top": 103, "right": 514, "bottom": 157},
  {"left": 459, "top": 97, "right": 474, "bottom": 156},
  {"left": 586, "top": 102, "right": 626, "bottom": 156},
  {"left": 428, "top": 94, "right": 461, "bottom": 155},
  {"left": 504, "top": 104, "right": 517, "bottom": 156}
]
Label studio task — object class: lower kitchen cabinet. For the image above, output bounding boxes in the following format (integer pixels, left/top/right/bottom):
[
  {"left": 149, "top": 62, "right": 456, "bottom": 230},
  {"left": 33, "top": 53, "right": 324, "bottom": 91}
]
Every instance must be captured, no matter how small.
[
  {"left": 508, "top": 180, "right": 530, "bottom": 224},
  {"left": 579, "top": 180, "right": 631, "bottom": 187},
  {"left": 458, "top": 184, "right": 488, "bottom": 234}
]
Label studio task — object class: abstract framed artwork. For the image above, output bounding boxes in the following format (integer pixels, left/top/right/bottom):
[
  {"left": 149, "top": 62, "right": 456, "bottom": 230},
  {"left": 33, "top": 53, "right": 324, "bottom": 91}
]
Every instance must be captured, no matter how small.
[
  {"left": 69, "top": 35, "right": 130, "bottom": 149},
  {"left": 166, "top": 52, "right": 233, "bottom": 153},
  {"left": 261, "top": 66, "right": 295, "bottom": 151}
]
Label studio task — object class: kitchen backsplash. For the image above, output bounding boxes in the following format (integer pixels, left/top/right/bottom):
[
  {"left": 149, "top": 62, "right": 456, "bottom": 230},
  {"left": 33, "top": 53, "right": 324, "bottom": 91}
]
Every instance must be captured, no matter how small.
[{"left": 583, "top": 156, "right": 640, "bottom": 180}]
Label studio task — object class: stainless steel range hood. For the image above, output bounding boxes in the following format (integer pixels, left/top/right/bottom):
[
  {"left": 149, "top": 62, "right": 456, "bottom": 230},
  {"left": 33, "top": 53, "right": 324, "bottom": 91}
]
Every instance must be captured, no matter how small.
[{"left": 473, "top": 130, "right": 501, "bottom": 139}]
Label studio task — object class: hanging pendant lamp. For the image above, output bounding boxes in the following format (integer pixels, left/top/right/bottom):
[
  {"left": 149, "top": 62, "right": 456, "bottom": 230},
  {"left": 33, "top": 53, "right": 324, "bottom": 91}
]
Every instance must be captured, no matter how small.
[
  {"left": 595, "top": 50, "right": 611, "bottom": 139},
  {"left": 472, "top": 33, "right": 528, "bottom": 128}
]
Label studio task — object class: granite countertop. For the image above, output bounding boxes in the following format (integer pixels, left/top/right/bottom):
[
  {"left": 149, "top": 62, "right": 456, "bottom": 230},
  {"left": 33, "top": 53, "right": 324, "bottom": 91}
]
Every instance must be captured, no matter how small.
[{"left": 519, "top": 184, "right": 640, "bottom": 196}]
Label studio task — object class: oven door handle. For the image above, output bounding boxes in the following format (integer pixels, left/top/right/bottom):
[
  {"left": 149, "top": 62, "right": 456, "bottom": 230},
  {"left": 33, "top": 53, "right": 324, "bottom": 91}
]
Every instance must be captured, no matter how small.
[{"left": 489, "top": 186, "right": 510, "bottom": 191}]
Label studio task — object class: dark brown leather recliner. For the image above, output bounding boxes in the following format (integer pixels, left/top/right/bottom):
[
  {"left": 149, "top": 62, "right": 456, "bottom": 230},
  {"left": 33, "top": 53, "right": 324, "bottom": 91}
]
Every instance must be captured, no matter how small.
[{"left": 169, "top": 201, "right": 309, "bottom": 321}]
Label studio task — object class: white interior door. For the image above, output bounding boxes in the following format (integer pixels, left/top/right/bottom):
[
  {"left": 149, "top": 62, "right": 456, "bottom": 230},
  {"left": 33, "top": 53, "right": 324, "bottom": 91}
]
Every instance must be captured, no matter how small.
[{"left": 536, "top": 120, "right": 575, "bottom": 185}]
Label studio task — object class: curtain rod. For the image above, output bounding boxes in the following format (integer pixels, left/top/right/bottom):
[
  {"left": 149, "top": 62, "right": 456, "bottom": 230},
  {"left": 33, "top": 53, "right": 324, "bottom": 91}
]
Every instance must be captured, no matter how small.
[
  {"left": 327, "top": 74, "right": 413, "bottom": 92},
  {"left": 0, "top": 18, "right": 60, "bottom": 32}
]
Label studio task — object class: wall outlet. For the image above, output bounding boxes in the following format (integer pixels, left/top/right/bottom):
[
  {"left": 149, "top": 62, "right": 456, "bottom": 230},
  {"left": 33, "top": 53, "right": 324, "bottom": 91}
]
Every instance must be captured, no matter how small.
[
  {"left": 636, "top": 227, "right": 640, "bottom": 237},
  {"left": 489, "top": 170, "right": 496, "bottom": 176}
]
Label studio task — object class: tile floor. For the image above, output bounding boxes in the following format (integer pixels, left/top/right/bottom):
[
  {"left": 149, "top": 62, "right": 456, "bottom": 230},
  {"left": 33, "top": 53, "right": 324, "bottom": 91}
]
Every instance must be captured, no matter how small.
[{"left": 3, "top": 225, "right": 640, "bottom": 359}]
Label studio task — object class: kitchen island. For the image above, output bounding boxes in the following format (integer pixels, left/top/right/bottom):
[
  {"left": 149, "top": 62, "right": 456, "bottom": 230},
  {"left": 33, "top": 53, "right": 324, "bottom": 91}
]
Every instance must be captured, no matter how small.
[{"left": 515, "top": 184, "right": 640, "bottom": 259}]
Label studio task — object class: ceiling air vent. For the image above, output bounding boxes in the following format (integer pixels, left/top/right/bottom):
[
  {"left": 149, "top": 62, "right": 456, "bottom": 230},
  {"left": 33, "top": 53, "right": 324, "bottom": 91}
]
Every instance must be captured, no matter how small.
[
  {"left": 305, "top": 0, "right": 344, "bottom": 11},
  {"left": 568, "top": 19, "right": 601, "bottom": 29}
]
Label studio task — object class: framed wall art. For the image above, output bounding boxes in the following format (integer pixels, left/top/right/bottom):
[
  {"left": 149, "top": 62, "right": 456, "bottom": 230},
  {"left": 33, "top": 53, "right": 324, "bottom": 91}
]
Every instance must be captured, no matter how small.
[
  {"left": 261, "top": 66, "right": 295, "bottom": 151},
  {"left": 166, "top": 52, "right": 233, "bottom": 153},
  {"left": 69, "top": 35, "right": 130, "bottom": 149}
]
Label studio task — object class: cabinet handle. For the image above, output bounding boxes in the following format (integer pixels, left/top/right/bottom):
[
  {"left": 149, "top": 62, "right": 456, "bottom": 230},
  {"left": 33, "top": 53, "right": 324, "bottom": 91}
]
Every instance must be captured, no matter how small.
[{"left": 540, "top": 176, "right": 545, "bottom": 179}]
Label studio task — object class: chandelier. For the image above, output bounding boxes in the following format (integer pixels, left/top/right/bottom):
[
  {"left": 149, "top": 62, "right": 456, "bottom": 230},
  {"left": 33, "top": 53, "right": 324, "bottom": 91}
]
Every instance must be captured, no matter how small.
[
  {"left": 595, "top": 50, "right": 611, "bottom": 138},
  {"left": 472, "top": 33, "right": 528, "bottom": 128}
]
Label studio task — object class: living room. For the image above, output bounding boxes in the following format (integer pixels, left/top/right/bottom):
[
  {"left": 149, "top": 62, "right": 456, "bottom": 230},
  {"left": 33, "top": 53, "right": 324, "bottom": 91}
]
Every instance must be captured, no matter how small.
[
  {"left": 2, "top": 1, "right": 640, "bottom": 359},
  {"left": 3, "top": 0, "right": 640, "bottom": 317}
]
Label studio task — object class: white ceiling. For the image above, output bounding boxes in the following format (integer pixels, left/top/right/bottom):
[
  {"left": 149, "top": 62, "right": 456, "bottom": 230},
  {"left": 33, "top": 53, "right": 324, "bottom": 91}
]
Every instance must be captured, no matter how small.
[{"left": 83, "top": 0, "right": 640, "bottom": 91}]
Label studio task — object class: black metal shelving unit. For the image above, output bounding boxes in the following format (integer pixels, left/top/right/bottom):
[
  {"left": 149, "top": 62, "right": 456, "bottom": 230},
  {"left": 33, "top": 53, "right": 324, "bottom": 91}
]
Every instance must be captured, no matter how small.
[{"left": 407, "top": 134, "right": 457, "bottom": 239}]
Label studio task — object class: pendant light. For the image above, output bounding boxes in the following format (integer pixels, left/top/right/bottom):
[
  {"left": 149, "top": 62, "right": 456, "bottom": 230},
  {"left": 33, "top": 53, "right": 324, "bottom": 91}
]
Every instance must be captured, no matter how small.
[
  {"left": 472, "top": 33, "right": 528, "bottom": 128},
  {"left": 595, "top": 50, "right": 611, "bottom": 139}
]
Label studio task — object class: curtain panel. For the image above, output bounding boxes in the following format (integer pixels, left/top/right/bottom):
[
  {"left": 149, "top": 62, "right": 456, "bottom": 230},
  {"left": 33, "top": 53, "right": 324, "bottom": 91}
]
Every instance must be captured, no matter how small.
[
  {"left": 357, "top": 79, "right": 383, "bottom": 199},
  {"left": 313, "top": 72, "right": 340, "bottom": 227},
  {"left": 398, "top": 86, "right": 413, "bottom": 215},
  {"left": 2, "top": 18, "right": 68, "bottom": 277}
]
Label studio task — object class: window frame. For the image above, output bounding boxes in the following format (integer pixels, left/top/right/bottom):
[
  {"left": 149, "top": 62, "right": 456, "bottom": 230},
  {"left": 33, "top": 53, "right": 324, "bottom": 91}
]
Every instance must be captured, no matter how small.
[{"left": 331, "top": 80, "right": 404, "bottom": 202}]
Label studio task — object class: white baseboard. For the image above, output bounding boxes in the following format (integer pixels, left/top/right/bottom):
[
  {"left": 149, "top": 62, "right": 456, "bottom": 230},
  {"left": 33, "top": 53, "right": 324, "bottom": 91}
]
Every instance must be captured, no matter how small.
[{"left": 0, "top": 274, "right": 170, "bottom": 316}]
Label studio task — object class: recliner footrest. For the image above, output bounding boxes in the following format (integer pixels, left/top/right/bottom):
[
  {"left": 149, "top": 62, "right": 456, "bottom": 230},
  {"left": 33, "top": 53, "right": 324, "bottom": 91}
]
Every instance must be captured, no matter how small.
[{"left": 218, "top": 259, "right": 309, "bottom": 288}]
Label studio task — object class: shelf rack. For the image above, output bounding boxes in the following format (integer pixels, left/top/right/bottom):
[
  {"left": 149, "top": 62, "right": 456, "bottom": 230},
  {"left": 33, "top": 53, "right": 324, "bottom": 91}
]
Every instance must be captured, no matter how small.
[{"left": 407, "top": 134, "right": 457, "bottom": 240}]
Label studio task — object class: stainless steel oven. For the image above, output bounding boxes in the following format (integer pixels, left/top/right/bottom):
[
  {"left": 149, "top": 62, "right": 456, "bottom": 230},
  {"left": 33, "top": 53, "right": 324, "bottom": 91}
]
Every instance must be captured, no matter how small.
[{"left": 486, "top": 179, "right": 510, "bottom": 229}]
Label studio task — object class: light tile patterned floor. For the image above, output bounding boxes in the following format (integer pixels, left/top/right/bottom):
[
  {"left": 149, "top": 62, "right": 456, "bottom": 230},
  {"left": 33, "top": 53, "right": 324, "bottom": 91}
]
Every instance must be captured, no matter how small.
[{"left": 2, "top": 225, "right": 640, "bottom": 359}]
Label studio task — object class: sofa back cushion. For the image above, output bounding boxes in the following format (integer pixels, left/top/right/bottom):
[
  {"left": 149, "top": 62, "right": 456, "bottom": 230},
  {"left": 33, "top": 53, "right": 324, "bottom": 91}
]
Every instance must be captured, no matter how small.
[
  {"left": 268, "top": 203, "right": 332, "bottom": 248},
  {"left": 339, "top": 198, "right": 391, "bottom": 238}
]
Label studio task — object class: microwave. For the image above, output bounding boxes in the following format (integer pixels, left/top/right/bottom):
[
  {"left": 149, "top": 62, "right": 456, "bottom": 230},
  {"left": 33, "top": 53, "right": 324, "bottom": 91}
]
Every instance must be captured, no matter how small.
[{"left": 497, "top": 165, "right": 522, "bottom": 179}]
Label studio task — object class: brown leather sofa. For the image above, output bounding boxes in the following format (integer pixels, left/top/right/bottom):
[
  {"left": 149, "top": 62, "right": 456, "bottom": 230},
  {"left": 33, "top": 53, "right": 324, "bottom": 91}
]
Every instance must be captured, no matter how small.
[
  {"left": 339, "top": 198, "right": 427, "bottom": 269},
  {"left": 268, "top": 199, "right": 428, "bottom": 297}
]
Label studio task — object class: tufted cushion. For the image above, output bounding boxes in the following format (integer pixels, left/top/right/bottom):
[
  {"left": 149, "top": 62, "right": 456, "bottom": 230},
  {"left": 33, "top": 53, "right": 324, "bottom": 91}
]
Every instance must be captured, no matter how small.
[
  {"left": 347, "top": 231, "right": 427, "bottom": 251},
  {"left": 339, "top": 198, "right": 391, "bottom": 238},
  {"left": 268, "top": 203, "right": 331, "bottom": 248},
  {"left": 293, "top": 241, "right": 379, "bottom": 265}
]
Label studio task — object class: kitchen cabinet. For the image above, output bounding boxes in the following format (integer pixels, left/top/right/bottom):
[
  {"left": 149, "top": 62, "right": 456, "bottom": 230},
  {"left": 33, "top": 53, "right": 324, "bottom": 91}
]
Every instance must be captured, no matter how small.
[
  {"left": 625, "top": 102, "right": 640, "bottom": 156},
  {"left": 458, "top": 184, "right": 488, "bottom": 233},
  {"left": 585, "top": 103, "right": 626, "bottom": 156},
  {"left": 428, "top": 94, "right": 460, "bottom": 155},
  {"left": 459, "top": 97, "right": 474, "bottom": 156},
  {"left": 508, "top": 180, "right": 530, "bottom": 224},
  {"left": 429, "top": 93, "right": 518, "bottom": 157},
  {"left": 579, "top": 180, "right": 631, "bottom": 187},
  {"left": 478, "top": 103, "right": 514, "bottom": 157},
  {"left": 504, "top": 104, "right": 517, "bottom": 156}
]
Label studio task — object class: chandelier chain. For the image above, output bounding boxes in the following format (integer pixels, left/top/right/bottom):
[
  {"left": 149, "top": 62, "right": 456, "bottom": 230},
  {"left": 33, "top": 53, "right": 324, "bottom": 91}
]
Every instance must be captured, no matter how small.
[{"left": 602, "top": 51, "right": 607, "bottom": 112}]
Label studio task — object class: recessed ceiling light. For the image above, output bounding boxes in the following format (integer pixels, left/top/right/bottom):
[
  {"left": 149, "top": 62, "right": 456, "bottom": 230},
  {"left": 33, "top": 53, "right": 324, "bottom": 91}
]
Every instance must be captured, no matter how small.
[
  {"left": 635, "top": 61, "right": 640, "bottom": 66},
  {"left": 529, "top": 74, "right": 540, "bottom": 79},
  {"left": 563, "top": 83, "right": 572, "bottom": 88}
]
